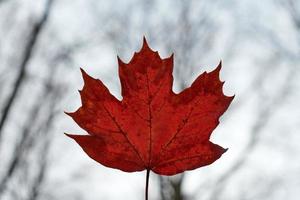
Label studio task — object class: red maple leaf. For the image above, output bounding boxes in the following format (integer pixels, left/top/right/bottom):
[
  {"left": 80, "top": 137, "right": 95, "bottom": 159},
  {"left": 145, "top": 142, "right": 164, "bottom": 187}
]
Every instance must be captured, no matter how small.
[{"left": 65, "top": 38, "right": 234, "bottom": 176}]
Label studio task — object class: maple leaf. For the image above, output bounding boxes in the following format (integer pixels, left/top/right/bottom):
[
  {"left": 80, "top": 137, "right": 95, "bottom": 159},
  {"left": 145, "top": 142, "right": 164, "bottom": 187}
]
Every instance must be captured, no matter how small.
[{"left": 65, "top": 38, "right": 234, "bottom": 176}]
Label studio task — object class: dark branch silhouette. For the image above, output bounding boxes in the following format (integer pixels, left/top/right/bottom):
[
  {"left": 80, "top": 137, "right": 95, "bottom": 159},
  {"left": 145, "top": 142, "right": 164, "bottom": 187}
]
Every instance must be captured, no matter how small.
[
  {"left": 27, "top": 91, "right": 61, "bottom": 200},
  {"left": 208, "top": 2, "right": 300, "bottom": 199},
  {"left": 209, "top": 58, "right": 298, "bottom": 200},
  {"left": 0, "top": 0, "right": 54, "bottom": 143},
  {"left": 0, "top": 67, "right": 56, "bottom": 196}
]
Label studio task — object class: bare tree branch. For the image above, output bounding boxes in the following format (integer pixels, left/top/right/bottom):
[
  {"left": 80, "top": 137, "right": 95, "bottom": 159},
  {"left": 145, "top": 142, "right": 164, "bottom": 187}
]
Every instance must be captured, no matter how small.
[
  {"left": 207, "top": 2, "right": 300, "bottom": 199},
  {"left": 209, "top": 63, "right": 297, "bottom": 200},
  {"left": 27, "top": 90, "right": 61, "bottom": 200},
  {"left": 287, "top": 0, "right": 300, "bottom": 30},
  {"left": 0, "top": 0, "right": 9, "bottom": 5},
  {"left": 159, "top": 176, "right": 169, "bottom": 200},
  {"left": 0, "top": 0, "right": 54, "bottom": 143},
  {"left": 0, "top": 68, "right": 56, "bottom": 197}
]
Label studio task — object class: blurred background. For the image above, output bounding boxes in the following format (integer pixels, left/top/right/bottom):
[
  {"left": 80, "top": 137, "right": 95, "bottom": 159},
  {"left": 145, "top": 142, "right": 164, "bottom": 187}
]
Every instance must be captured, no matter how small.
[{"left": 0, "top": 0, "right": 300, "bottom": 199}]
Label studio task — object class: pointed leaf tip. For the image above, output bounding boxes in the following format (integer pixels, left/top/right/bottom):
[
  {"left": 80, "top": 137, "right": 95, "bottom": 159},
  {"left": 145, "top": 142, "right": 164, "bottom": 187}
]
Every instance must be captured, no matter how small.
[
  {"left": 216, "top": 61, "right": 222, "bottom": 72},
  {"left": 142, "top": 36, "right": 150, "bottom": 50},
  {"left": 117, "top": 55, "right": 126, "bottom": 66},
  {"left": 80, "top": 67, "right": 85, "bottom": 74},
  {"left": 64, "top": 133, "right": 79, "bottom": 140},
  {"left": 64, "top": 132, "right": 70, "bottom": 137},
  {"left": 64, "top": 111, "right": 75, "bottom": 118},
  {"left": 164, "top": 53, "right": 174, "bottom": 67},
  {"left": 80, "top": 68, "right": 88, "bottom": 81},
  {"left": 143, "top": 36, "right": 148, "bottom": 44},
  {"left": 80, "top": 68, "right": 95, "bottom": 84}
]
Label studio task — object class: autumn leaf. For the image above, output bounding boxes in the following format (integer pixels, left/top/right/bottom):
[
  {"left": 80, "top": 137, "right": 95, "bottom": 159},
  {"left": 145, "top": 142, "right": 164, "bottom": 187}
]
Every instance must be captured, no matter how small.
[{"left": 65, "top": 38, "right": 234, "bottom": 176}]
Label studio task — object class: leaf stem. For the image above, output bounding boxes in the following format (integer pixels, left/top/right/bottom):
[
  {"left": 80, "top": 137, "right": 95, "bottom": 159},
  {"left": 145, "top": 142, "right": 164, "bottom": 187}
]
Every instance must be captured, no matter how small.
[{"left": 145, "top": 169, "right": 150, "bottom": 200}]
